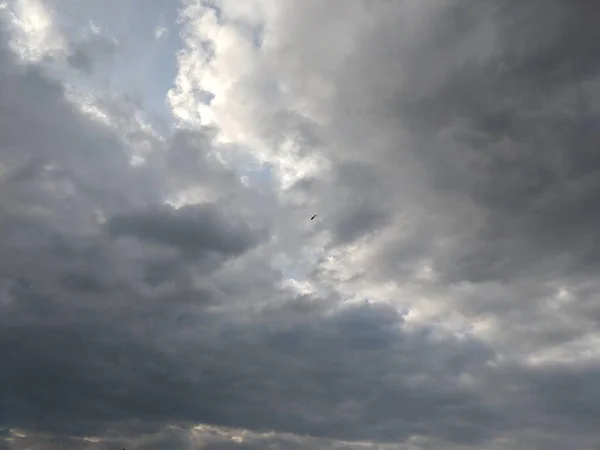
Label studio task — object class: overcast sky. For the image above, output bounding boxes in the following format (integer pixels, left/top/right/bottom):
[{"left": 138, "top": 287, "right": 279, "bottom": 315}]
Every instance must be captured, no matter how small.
[{"left": 2, "top": 0, "right": 600, "bottom": 449}]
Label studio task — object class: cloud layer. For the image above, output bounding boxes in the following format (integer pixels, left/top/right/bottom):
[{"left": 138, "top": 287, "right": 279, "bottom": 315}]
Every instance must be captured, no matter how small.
[{"left": 2, "top": 0, "right": 600, "bottom": 449}]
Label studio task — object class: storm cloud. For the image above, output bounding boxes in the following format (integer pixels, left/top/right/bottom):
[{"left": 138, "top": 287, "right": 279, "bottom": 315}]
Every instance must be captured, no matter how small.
[{"left": 2, "top": 0, "right": 600, "bottom": 449}]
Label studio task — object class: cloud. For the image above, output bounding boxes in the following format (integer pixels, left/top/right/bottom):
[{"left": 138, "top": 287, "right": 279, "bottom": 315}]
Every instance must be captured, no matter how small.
[
  {"left": 3, "top": 0, "right": 600, "bottom": 449},
  {"left": 154, "top": 25, "right": 168, "bottom": 40},
  {"left": 66, "top": 31, "right": 119, "bottom": 74},
  {"left": 0, "top": 11, "right": 266, "bottom": 439},
  {"left": 1, "top": 287, "right": 500, "bottom": 444},
  {"left": 106, "top": 202, "right": 264, "bottom": 260}
]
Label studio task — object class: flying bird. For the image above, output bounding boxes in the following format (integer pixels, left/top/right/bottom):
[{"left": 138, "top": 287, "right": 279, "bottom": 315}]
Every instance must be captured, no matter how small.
[{"left": 311, "top": 215, "right": 316, "bottom": 220}]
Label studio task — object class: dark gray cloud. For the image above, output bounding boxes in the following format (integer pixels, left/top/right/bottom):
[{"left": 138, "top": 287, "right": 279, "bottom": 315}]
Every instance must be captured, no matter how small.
[
  {"left": 0, "top": 15, "right": 264, "bottom": 442},
  {"left": 249, "top": 0, "right": 600, "bottom": 446},
  {"left": 382, "top": 1, "right": 600, "bottom": 284},
  {"left": 391, "top": 15, "right": 600, "bottom": 286},
  {"left": 272, "top": 0, "right": 600, "bottom": 284},
  {"left": 106, "top": 203, "right": 264, "bottom": 260},
  {"left": 268, "top": 0, "right": 600, "bottom": 344},
  {"left": 327, "top": 161, "right": 392, "bottom": 246},
  {"left": 4, "top": 0, "right": 600, "bottom": 449},
  {"left": 0, "top": 286, "right": 501, "bottom": 444}
]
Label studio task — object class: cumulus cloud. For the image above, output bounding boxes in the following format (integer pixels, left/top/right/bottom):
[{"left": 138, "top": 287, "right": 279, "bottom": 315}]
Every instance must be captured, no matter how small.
[{"left": 2, "top": 0, "right": 600, "bottom": 449}]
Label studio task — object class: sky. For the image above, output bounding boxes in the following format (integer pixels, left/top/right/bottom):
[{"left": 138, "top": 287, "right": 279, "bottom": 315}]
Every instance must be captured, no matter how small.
[{"left": 1, "top": 0, "right": 600, "bottom": 449}]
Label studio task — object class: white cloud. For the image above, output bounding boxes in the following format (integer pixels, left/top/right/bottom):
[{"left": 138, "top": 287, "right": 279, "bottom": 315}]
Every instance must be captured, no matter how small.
[
  {"left": 3, "top": 0, "right": 66, "bottom": 61},
  {"left": 169, "top": 0, "right": 331, "bottom": 191},
  {"left": 154, "top": 25, "right": 168, "bottom": 39}
]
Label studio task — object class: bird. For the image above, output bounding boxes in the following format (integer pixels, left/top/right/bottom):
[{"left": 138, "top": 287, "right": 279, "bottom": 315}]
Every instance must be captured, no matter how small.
[{"left": 310, "top": 215, "right": 316, "bottom": 220}]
